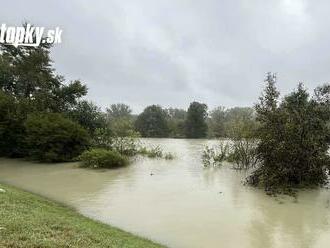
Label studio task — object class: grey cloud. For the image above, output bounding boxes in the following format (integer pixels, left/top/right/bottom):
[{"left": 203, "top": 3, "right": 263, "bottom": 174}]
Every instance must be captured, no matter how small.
[{"left": 1, "top": 0, "right": 330, "bottom": 112}]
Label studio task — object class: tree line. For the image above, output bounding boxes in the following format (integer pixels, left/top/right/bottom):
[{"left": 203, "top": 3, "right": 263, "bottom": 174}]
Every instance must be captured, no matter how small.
[{"left": 108, "top": 103, "right": 257, "bottom": 139}]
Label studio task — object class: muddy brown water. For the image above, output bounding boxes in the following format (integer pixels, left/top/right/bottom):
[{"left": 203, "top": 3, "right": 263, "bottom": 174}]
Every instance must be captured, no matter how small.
[{"left": 0, "top": 138, "right": 330, "bottom": 248}]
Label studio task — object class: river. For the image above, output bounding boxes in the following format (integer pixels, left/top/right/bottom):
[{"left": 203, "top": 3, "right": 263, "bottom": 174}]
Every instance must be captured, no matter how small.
[{"left": 0, "top": 138, "right": 330, "bottom": 248}]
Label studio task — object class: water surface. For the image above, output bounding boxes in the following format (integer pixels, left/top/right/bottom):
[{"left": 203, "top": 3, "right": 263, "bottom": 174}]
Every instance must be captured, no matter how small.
[{"left": 0, "top": 139, "right": 330, "bottom": 248}]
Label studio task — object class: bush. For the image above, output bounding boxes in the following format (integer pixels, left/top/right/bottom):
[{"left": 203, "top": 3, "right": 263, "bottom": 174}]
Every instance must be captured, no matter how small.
[
  {"left": 202, "top": 139, "right": 258, "bottom": 169},
  {"left": 202, "top": 142, "right": 229, "bottom": 167},
  {"left": 25, "top": 113, "right": 90, "bottom": 162},
  {"left": 111, "top": 136, "right": 140, "bottom": 156},
  {"left": 79, "top": 148, "right": 128, "bottom": 168},
  {"left": 137, "top": 145, "right": 175, "bottom": 160},
  {"left": 227, "top": 139, "right": 259, "bottom": 169},
  {"left": 164, "top": 153, "right": 175, "bottom": 160},
  {"left": 138, "top": 146, "right": 163, "bottom": 158}
]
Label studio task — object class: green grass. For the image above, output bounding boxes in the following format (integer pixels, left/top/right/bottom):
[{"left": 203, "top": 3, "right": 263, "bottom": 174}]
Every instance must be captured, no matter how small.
[{"left": 0, "top": 183, "right": 165, "bottom": 248}]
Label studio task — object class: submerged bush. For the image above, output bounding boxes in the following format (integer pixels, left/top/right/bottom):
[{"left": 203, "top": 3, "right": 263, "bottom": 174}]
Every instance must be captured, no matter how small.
[
  {"left": 138, "top": 145, "right": 175, "bottom": 160},
  {"left": 138, "top": 146, "right": 162, "bottom": 158},
  {"left": 25, "top": 113, "right": 90, "bottom": 162},
  {"left": 145, "top": 146, "right": 163, "bottom": 158},
  {"left": 92, "top": 125, "right": 141, "bottom": 157},
  {"left": 164, "top": 153, "right": 175, "bottom": 160},
  {"left": 202, "top": 139, "right": 259, "bottom": 169},
  {"left": 79, "top": 148, "right": 128, "bottom": 168},
  {"left": 202, "top": 141, "right": 229, "bottom": 167},
  {"left": 227, "top": 139, "right": 259, "bottom": 169},
  {"left": 111, "top": 136, "right": 140, "bottom": 156}
]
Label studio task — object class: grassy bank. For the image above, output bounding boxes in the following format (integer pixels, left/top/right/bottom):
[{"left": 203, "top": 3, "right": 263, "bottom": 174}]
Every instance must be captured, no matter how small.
[{"left": 0, "top": 183, "right": 165, "bottom": 248}]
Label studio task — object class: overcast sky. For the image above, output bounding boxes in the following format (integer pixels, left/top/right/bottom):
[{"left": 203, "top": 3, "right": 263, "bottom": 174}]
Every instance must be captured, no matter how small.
[{"left": 1, "top": 0, "right": 330, "bottom": 112}]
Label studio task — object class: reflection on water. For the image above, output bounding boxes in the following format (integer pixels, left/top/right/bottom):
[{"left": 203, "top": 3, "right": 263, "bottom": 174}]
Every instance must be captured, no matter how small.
[{"left": 0, "top": 138, "right": 330, "bottom": 248}]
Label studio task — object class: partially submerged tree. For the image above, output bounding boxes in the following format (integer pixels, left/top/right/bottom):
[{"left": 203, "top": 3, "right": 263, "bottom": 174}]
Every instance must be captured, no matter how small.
[
  {"left": 135, "top": 105, "right": 169, "bottom": 137},
  {"left": 68, "top": 100, "right": 106, "bottom": 135},
  {"left": 165, "top": 108, "right": 186, "bottom": 138},
  {"left": 249, "top": 73, "right": 330, "bottom": 191},
  {"left": 185, "top": 101, "right": 208, "bottom": 138}
]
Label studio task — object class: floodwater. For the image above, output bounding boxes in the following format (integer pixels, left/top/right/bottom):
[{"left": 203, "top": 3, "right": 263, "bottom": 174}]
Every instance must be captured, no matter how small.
[{"left": 0, "top": 139, "right": 330, "bottom": 248}]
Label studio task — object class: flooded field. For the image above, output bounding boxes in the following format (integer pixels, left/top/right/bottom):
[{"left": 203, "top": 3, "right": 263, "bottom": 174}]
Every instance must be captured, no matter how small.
[{"left": 0, "top": 138, "right": 330, "bottom": 248}]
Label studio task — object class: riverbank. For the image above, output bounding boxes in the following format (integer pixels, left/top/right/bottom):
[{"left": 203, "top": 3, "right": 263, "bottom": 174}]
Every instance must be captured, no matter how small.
[{"left": 0, "top": 183, "right": 165, "bottom": 248}]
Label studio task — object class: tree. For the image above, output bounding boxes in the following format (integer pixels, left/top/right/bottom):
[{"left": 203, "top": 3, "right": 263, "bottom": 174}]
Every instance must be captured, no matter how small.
[
  {"left": 106, "top": 103, "right": 132, "bottom": 121},
  {"left": 223, "top": 107, "right": 257, "bottom": 139},
  {"left": 0, "top": 91, "right": 27, "bottom": 157},
  {"left": 25, "top": 113, "right": 90, "bottom": 162},
  {"left": 249, "top": 73, "right": 330, "bottom": 191},
  {"left": 0, "top": 24, "right": 89, "bottom": 159},
  {"left": 208, "top": 106, "right": 226, "bottom": 137},
  {"left": 0, "top": 27, "right": 87, "bottom": 113},
  {"left": 185, "top": 102, "right": 208, "bottom": 138},
  {"left": 68, "top": 100, "right": 106, "bottom": 135},
  {"left": 165, "top": 108, "right": 186, "bottom": 138},
  {"left": 208, "top": 106, "right": 257, "bottom": 138},
  {"left": 135, "top": 105, "right": 169, "bottom": 137},
  {"left": 106, "top": 103, "right": 136, "bottom": 135}
]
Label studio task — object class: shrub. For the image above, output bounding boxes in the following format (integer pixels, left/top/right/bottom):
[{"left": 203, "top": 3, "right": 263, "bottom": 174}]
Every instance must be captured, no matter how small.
[
  {"left": 202, "top": 141, "right": 229, "bottom": 167},
  {"left": 202, "top": 139, "right": 259, "bottom": 169},
  {"left": 111, "top": 136, "right": 140, "bottom": 156},
  {"left": 138, "top": 146, "right": 163, "bottom": 158},
  {"left": 146, "top": 146, "right": 163, "bottom": 158},
  {"left": 202, "top": 146, "right": 215, "bottom": 167},
  {"left": 164, "top": 153, "right": 175, "bottom": 160},
  {"left": 79, "top": 148, "right": 128, "bottom": 168},
  {"left": 25, "top": 113, "right": 90, "bottom": 162},
  {"left": 137, "top": 145, "right": 174, "bottom": 160},
  {"left": 92, "top": 124, "right": 140, "bottom": 157},
  {"left": 227, "top": 139, "right": 259, "bottom": 169}
]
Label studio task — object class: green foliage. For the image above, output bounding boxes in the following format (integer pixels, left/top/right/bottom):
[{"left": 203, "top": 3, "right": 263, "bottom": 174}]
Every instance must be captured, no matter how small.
[
  {"left": 92, "top": 126, "right": 140, "bottom": 157},
  {"left": 208, "top": 106, "right": 226, "bottom": 137},
  {"left": 0, "top": 25, "right": 90, "bottom": 162},
  {"left": 145, "top": 146, "right": 163, "bottom": 158},
  {"left": 249, "top": 73, "right": 330, "bottom": 191},
  {"left": 185, "top": 102, "right": 208, "bottom": 138},
  {"left": 67, "top": 100, "right": 106, "bottom": 135},
  {"left": 208, "top": 106, "right": 258, "bottom": 138},
  {"left": 106, "top": 103, "right": 132, "bottom": 121},
  {"left": 202, "top": 146, "right": 217, "bottom": 167},
  {"left": 92, "top": 114, "right": 141, "bottom": 156},
  {"left": 165, "top": 108, "right": 186, "bottom": 138},
  {"left": 111, "top": 136, "right": 141, "bottom": 156},
  {"left": 0, "top": 38, "right": 87, "bottom": 113},
  {"left": 164, "top": 153, "right": 175, "bottom": 160},
  {"left": 92, "top": 127, "right": 113, "bottom": 149},
  {"left": 135, "top": 105, "right": 169, "bottom": 137},
  {"left": 111, "top": 116, "right": 139, "bottom": 138},
  {"left": 202, "top": 139, "right": 259, "bottom": 169},
  {"left": 25, "top": 113, "right": 90, "bottom": 162},
  {"left": 202, "top": 142, "right": 229, "bottom": 167},
  {"left": 137, "top": 145, "right": 174, "bottom": 159},
  {"left": 79, "top": 148, "right": 128, "bottom": 169},
  {"left": 227, "top": 139, "right": 259, "bottom": 169},
  {"left": 0, "top": 91, "right": 27, "bottom": 157}
]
